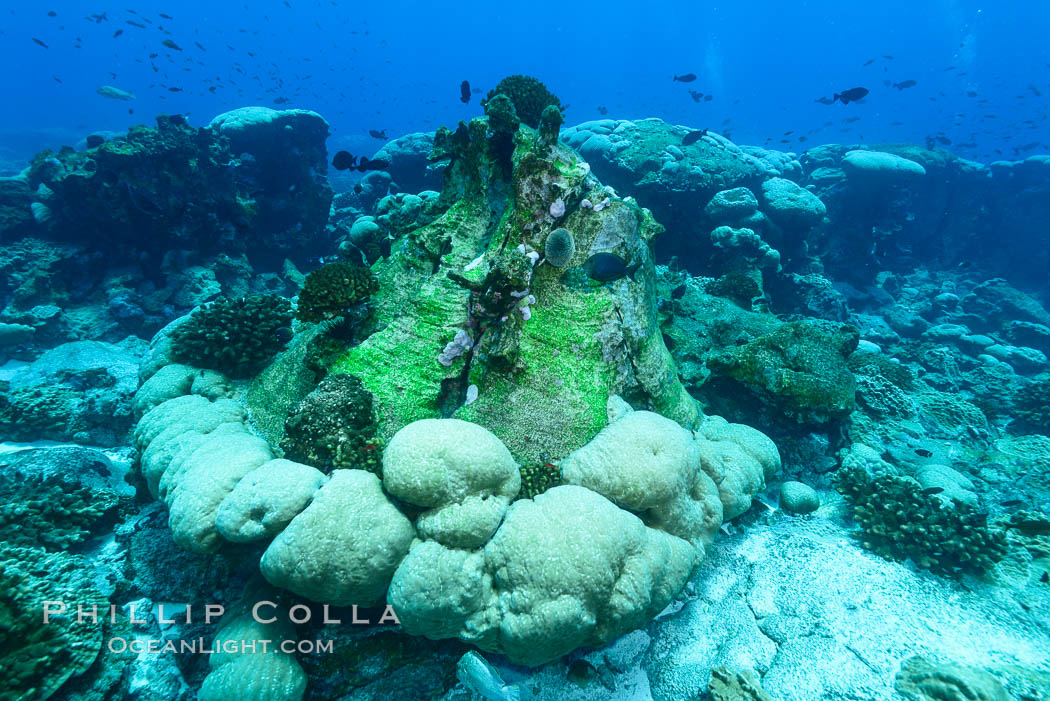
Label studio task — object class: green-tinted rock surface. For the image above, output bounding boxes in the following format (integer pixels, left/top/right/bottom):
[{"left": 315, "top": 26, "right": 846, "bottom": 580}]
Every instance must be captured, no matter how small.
[{"left": 330, "top": 115, "right": 697, "bottom": 465}]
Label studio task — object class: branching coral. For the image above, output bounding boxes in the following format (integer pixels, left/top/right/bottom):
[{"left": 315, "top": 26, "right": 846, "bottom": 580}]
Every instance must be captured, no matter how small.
[
  {"left": 280, "top": 373, "right": 382, "bottom": 474},
  {"left": 518, "top": 462, "right": 562, "bottom": 500},
  {"left": 834, "top": 464, "right": 1007, "bottom": 576},
  {"left": 172, "top": 294, "right": 293, "bottom": 378},
  {"left": 296, "top": 262, "right": 379, "bottom": 323},
  {"left": 482, "top": 75, "right": 564, "bottom": 129}
]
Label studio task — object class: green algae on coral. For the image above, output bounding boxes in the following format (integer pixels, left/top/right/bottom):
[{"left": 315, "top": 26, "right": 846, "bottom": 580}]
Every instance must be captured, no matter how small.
[{"left": 328, "top": 114, "right": 696, "bottom": 466}]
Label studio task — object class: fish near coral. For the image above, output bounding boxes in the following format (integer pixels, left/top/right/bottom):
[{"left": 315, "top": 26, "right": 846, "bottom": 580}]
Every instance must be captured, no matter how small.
[
  {"left": 456, "top": 651, "right": 521, "bottom": 701},
  {"left": 583, "top": 253, "right": 641, "bottom": 282}
]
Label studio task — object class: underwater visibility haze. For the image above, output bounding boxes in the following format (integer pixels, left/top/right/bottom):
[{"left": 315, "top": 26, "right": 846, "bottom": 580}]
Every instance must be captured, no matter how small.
[{"left": 1, "top": 1, "right": 1050, "bottom": 699}]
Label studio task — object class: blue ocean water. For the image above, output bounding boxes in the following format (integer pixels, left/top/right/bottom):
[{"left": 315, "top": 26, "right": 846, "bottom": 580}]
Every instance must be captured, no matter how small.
[
  {"left": 4, "top": 2, "right": 1050, "bottom": 700},
  {"left": 2, "top": 0, "right": 1047, "bottom": 170}
]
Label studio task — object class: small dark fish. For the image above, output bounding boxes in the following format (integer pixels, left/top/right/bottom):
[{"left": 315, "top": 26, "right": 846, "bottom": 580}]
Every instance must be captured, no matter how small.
[
  {"left": 893, "top": 80, "right": 917, "bottom": 90},
  {"left": 815, "top": 96, "right": 835, "bottom": 104},
  {"left": 52, "top": 75, "right": 62, "bottom": 83},
  {"left": 936, "top": 135, "right": 952, "bottom": 145},
  {"left": 597, "top": 105, "right": 608, "bottom": 115},
  {"left": 126, "top": 19, "right": 145, "bottom": 28},
  {"left": 113, "top": 28, "right": 123, "bottom": 37},
  {"left": 863, "top": 58, "right": 876, "bottom": 66},
  {"left": 368, "top": 129, "right": 388, "bottom": 139},
  {"left": 332, "top": 151, "right": 355, "bottom": 171},
  {"left": 1000, "top": 499, "right": 1024, "bottom": 507},
  {"left": 921, "top": 487, "right": 945, "bottom": 496},
  {"left": 87, "top": 12, "right": 107, "bottom": 23},
  {"left": 703, "top": 94, "right": 713, "bottom": 102},
  {"left": 671, "top": 284, "right": 687, "bottom": 299},
  {"left": 883, "top": 55, "right": 894, "bottom": 59},
  {"left": 353, "top": 183, "right": 364, "bottom": 194},
  {"left": 47, "top": 10, "right": 57, "bottom": 16},
  {"left": 673, "top": 73, "right": 697, "bottom": 83},
  {"left": 195, "top": 41, "right": 206, "bottom": 51},
  {"left": 162, "top": 38, "right": 182, "bottom": 51},
  {"left": 32, "top": 37, "right": 49, "bottom": 48},
  {"left": 357, "top": 157, "right": 388, "bottom": 171},
  {"left": 1041, "top": 571, "right": 1049, "bottom": 583},
  {"left": 567, "top": 659, "right": 597, "bottom": 687},
  {"left": 168, "top": 86, "right": 182, "bottom": 92},
  {"left": 834, "top": 87, "right": 869, "bottom": 104},
  {"left": 915, "top": 449, "right": 933, "bottom": 458},
  {"left": 689, "top": 90, "right": 703, "bottom": 102},
  {"left": 583, "top": 253, "right": 641, "bottom": 283},
  {"left": 682, "top": 129, "right": 707, "bottom": 146},
  {"left": 332, "top": 151, "right": 388, "bottom": 172},
  {"left": 459, "top": 80, "right": 470, "bottom": 104},
  {"left": 273, "top": 96, "right": 290, "bottom": 104}
]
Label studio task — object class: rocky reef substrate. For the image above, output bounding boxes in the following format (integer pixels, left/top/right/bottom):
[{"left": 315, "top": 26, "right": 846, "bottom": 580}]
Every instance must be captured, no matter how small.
[{"left": 2, "top": 99, "right": 1050, "bottom": 700}]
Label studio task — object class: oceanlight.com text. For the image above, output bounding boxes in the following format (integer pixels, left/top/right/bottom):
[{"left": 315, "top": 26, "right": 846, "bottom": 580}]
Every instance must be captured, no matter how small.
[{"left": 106, "top": 637, "right": 336, "bottom": 655}]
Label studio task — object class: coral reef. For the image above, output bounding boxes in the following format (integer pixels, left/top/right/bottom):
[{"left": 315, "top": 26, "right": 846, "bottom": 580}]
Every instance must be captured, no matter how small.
[
  {"left": 895, "top": 656, "right": 1011, "bottom": 701},
  {"left": 330, "top": 110, "right": 697, "bottom": 467},
  {"left": 20, "top": 110, "right": 331, "bottom": 261},
  {"left": 482, "top": 75, "right": 564, "bottom": 129},
  {"left": 0, "top": 470, "right": 116, "bottom": 550},
  {"left": 6, "top": 95, "right": 1050, "bottom": 699},
  {"left": 707, "top": 319, "right": 859, "bottom": 425},
  {"left": 0, "top": 339, "right": 143, "bottom": 443},
  {"left": 127, "top": 110, "right": 783, "bottom": 664},
  {"left": 0, "top": 545, "right": 109, "bottom": 700},
  {"left": 1013, "top": 375, "right": 1050, "bottom": 433},
  {"left": 171, "top": 294, "right": 293, "bottom": 378},
  {"left": 295, "top": 261, "right": 378, "bottom": 323},
  {"left": 834, "top": 464, "right": 1008, "bottom": 576},
  {"left": 280, "top": 373, "right": 382, "bottom": 474}
]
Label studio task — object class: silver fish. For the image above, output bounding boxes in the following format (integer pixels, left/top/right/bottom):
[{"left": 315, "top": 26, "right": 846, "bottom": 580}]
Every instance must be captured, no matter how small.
[{"left": 456, "top": 651, "right": 521, "bottom": 701}]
